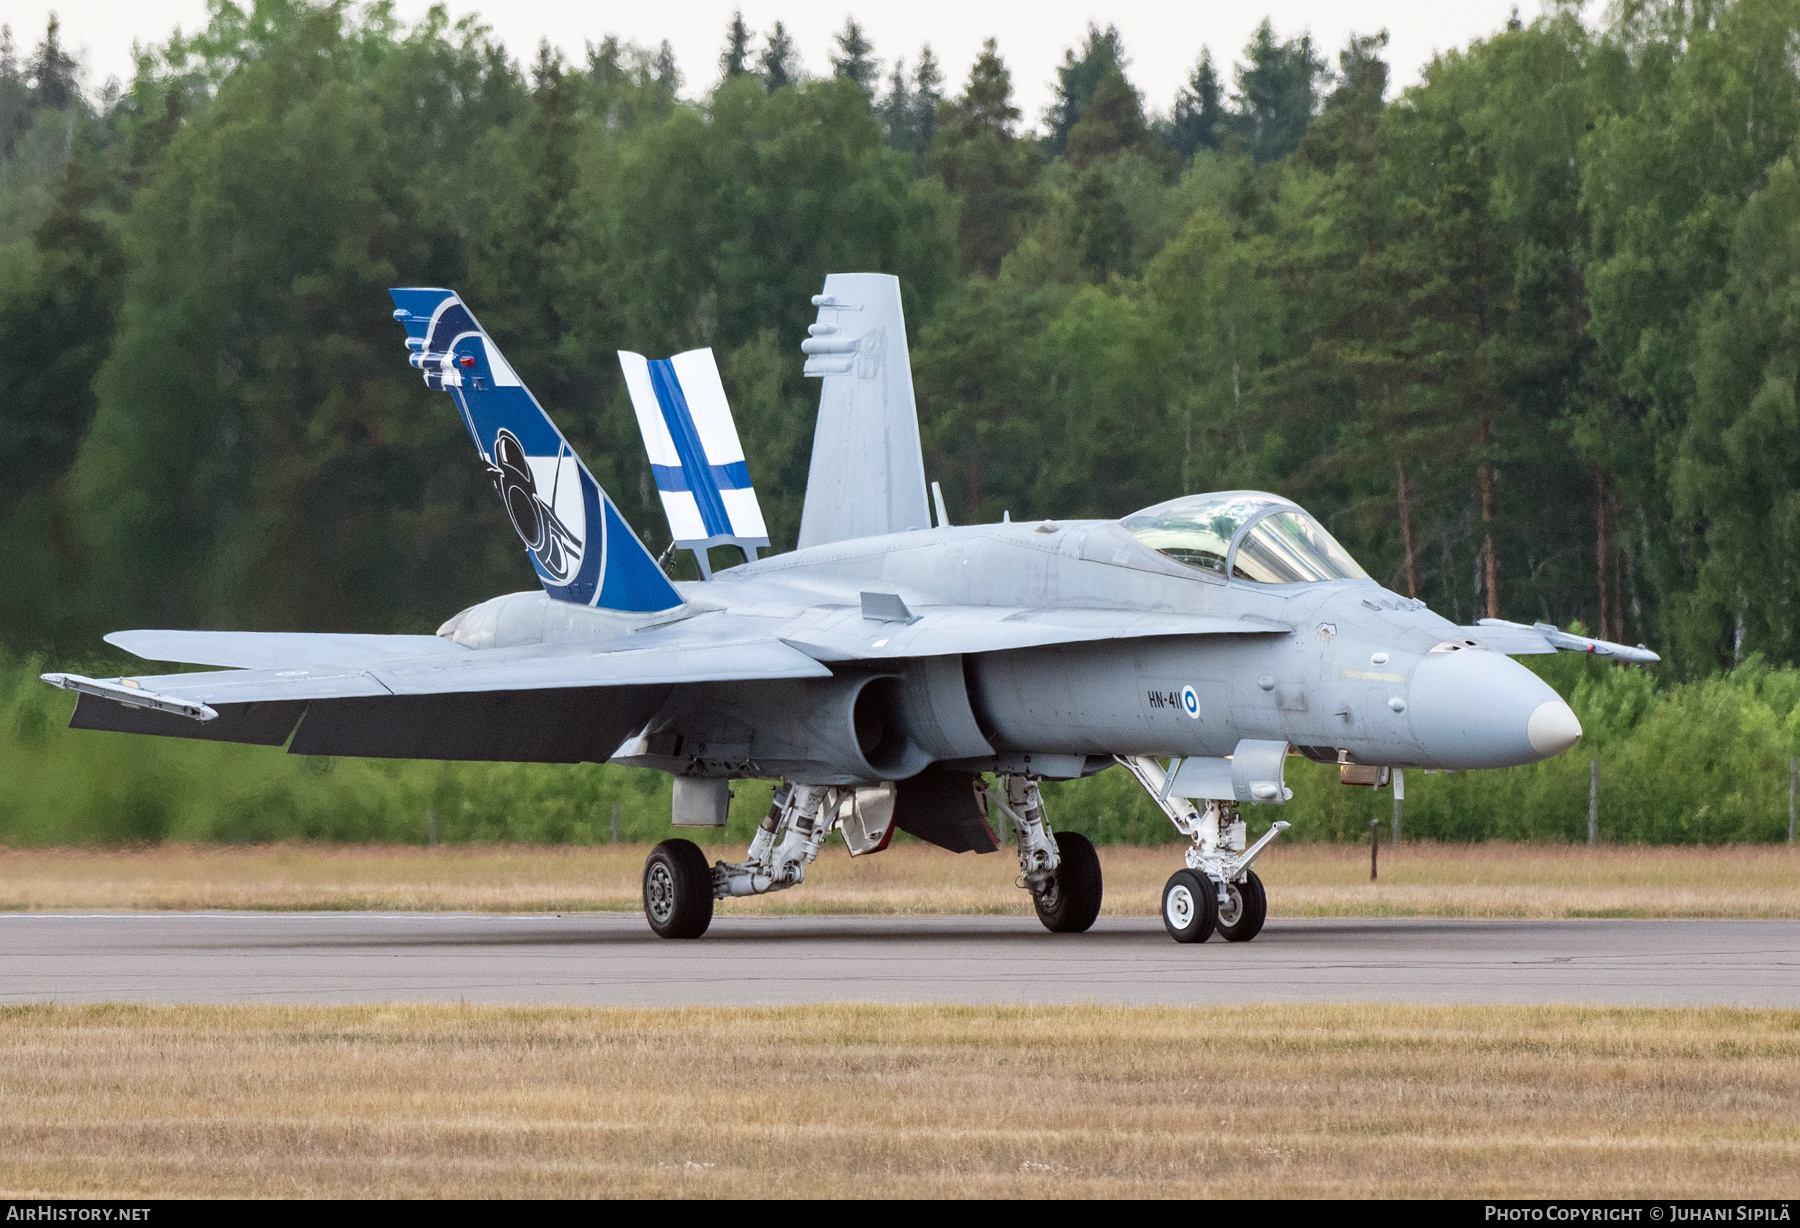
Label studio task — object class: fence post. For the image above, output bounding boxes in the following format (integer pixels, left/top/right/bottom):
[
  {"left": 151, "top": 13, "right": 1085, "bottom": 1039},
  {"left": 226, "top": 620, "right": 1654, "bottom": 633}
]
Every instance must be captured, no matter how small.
[
  {"left": 1370, "top": 818, "right": 1379, "bottom": 881},
  {"left": 1391, "top": 768, "right": 1404, "bottom": 845},
  {"left": 1588, "top": 757, "right": 1599, "bottom": 847},
  {"left": 427, "top": 809, "right": 437, "bottom": 848},
  {"left": 611, "top": 801, "right": 621, "bottom": 845}
]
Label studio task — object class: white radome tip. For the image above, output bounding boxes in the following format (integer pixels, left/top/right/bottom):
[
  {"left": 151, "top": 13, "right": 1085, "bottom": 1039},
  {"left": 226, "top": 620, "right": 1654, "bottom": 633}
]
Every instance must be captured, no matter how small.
[{"left": 1527, "top": 700, "right": 1583, "bottom": 756}]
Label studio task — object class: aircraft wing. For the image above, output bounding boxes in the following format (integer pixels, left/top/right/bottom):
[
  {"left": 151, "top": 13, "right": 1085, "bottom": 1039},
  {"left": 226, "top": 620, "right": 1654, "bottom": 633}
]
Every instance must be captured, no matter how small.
[
  {"left": 780, "top": 603, "right": 1288, "bottom": 662},
  {"left": 1463, "top": 618, "right": 1661, "bottom": 665},
  {"left": 47, "top": 626, "right": 830, "bottom": 763},
  {"left": 105, "top": 630, "right": 465, "bottom": 669}
]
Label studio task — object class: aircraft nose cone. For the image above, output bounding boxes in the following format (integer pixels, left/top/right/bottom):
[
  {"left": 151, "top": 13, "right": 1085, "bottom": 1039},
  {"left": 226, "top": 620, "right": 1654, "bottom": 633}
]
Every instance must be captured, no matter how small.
[
  {"left": 1408, "top": 648, "right": 1578, "bottom": 769},
  {"left": 1527, "top": 700, "right": 1583, "bottom": 757}
]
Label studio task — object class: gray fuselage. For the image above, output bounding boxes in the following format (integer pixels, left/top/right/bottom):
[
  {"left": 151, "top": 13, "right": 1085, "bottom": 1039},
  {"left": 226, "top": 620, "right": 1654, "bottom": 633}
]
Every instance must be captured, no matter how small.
[{"left": 447, "top": 516, "right": 1579, "bottom": 787}]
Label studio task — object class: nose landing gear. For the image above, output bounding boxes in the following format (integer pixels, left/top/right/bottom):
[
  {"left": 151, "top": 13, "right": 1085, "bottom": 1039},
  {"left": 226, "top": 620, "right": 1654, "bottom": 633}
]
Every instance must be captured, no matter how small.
[
  {"left": 1214, "top": 870, "right": 1267, "bottom": 942},
  {"left": 1120, "top": 754, "right": 1287, "bottom": 945},
  {"left": 1162, "top": 869, "right": 1215, "bottom": 943}
]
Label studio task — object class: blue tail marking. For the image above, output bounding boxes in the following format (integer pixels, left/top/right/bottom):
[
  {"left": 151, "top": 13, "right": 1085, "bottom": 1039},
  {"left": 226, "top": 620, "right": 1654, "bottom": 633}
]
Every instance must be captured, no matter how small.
[{"left": 389, "top": 288, "right": 681, "bottom": 613}]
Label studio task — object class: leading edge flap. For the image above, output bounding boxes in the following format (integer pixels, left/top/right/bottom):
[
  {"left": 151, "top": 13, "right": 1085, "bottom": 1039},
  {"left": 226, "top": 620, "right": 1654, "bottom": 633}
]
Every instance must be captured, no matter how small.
[{"left": 389, "top": 288, "right": 681, "bottom": 613}]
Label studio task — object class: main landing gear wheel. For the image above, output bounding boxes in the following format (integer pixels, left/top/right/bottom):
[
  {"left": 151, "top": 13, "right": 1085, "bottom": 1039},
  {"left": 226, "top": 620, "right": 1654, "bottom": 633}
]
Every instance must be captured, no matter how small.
[
  {"left": 1162, "top": 869, "right": 1217, "bottom": 943},
  {"left": 643, "top": 838, "right": 714, "bottom": 939},
  {"left": 1034, "top": 831, "right": 1103, "bottom": 934},
  {"left": 1215, "top": 870, "right": 1267, "bottom": 943}
]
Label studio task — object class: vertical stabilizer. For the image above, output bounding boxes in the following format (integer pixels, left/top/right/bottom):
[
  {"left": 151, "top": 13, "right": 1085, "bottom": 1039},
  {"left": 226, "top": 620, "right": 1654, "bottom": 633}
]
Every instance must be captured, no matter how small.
[
  {"left": 389, "top": 288, "right": 682, "bottom": 613},
  {"left": 796, "top": 273, "right": 931, "bottom": 548},
  {"left": 619, "top": 347, "right": 770, "bottom": 577}
]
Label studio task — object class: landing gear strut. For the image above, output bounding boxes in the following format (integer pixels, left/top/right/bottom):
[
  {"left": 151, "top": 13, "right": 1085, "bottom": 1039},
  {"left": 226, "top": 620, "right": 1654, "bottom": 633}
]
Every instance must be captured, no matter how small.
[
  {"left": 643, "top": 782, "right": 890, "bottom": 939},
  {"left": 983, "top": 776, "right": 1103, "bottom": 933},
  {"left": 1119, "top": 755, "right": 1287, "bottom": 944}
]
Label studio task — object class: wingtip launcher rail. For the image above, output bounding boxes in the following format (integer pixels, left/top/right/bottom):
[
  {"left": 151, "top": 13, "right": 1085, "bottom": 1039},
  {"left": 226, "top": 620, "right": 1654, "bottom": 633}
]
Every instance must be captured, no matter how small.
[{"left": 40, "top": 673, "right": 218, "bottom": 722}]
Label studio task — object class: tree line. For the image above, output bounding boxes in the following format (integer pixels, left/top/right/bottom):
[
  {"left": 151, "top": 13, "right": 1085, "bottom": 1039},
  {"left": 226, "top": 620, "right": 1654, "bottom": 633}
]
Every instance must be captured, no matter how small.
[{"left": 3, "top": 0, "right": 1800, "bottom": 682}]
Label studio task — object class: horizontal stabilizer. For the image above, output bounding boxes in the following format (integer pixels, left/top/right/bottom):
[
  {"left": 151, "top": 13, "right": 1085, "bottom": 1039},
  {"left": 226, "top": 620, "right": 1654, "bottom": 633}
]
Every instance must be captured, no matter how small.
[
  {"left": 619, "top": 348, "right": 769, "bottom": 561},
  {"left": 106, "top": 630, "right": 463, "bottom": 670}
]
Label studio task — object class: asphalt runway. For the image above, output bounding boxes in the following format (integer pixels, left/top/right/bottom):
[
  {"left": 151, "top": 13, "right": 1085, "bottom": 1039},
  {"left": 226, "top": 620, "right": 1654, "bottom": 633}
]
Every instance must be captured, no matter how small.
[{"left": 1, "top": 913, "right": 1796, "bottom": 1007}]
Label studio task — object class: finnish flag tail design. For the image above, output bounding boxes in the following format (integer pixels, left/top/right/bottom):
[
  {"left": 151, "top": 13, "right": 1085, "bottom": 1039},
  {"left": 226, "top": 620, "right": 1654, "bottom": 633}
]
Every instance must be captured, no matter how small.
[
  {"left": 619, "top": 348, "right": 770, "bottom": 564},
  {"left": 389, "top": 289, "right": 681, "bottom": 613}
]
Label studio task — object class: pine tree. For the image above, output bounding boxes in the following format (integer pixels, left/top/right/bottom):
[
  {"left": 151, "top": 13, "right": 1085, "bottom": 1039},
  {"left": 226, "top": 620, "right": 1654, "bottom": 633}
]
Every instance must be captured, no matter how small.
[
  {"left": 1045, "top": 24, "right": 1125, "bottom": 155},
  {"left": 912, "top": 46, "right": 942, "bottom": 153},
  {"left": 1230, "top": 19, "right": 1327, "bottom": 163},
  {"left": 652, "top": 41, "right": 679, "bottom": 95},
  {"left": 830, "top": 18, "right": 877, "bottom": 97},
  {"left": 0, "top": 25, "right": 30, "bottom": 160},
  {"left": 719, "top": 11, "right": 752, "bottom": 81},
  {"left": 759, "top": 22, "right": 799, "bottom": 91},
  {"left": 878, "top": 57, "right": 912, "bottom": 147},
  {"left": 1167, "top": 50, "right": 1224, "bottom": 159},
  {"left": 933, "top": 39, "right": 1040, "bottom": 274},
  {"left": 28, "top": 14, "right": 77, "bottom": 112},
  {"left": 1065, "top": 65, "right": 1151, "bottom": 168}
]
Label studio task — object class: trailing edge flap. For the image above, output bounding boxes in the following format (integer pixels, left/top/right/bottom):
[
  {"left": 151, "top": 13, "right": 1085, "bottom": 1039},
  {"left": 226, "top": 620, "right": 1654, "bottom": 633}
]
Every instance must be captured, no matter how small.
[
  {"left": 796, "top": 273, "right": 931, "bottom": 549},
  {"left": 106, "top": 630, "right": 464, "bottom": 670},
  {"left": 781, "top": 608, "right": 1289, "bottom": 662}
]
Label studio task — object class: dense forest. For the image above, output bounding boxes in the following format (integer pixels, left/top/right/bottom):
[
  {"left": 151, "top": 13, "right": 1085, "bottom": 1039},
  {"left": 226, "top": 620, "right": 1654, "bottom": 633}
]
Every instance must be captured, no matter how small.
[{"left": 4, "top": 0, "right": 1800, "bottom": 685}]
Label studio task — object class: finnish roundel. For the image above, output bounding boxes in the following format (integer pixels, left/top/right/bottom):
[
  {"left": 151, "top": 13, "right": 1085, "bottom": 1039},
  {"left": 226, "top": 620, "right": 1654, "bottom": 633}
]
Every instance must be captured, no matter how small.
[{"left": 1181, "top": 685, "right": 1201, "bottom": 719}]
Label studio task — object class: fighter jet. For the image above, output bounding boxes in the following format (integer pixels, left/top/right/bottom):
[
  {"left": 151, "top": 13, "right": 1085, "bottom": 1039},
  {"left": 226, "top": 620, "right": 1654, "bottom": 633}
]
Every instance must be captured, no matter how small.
[{"left": 43, "top": 274, "right": 1656, "bottom": 944}]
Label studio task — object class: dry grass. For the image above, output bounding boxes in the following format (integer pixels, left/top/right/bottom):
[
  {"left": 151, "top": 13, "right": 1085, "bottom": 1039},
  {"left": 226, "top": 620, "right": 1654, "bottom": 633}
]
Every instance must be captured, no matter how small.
[
  {"left": 2, "top": 840, "right": 1798, "bottom": 918},
  {"left": 1, "top": 1001, "right": 1796, "bottom": 1198}
]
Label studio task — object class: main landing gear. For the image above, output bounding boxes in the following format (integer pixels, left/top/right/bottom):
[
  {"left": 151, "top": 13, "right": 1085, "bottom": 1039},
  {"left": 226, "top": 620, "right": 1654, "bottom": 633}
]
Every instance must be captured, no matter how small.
[
  {"left": 1118, "top": 755, "right": 1286, "bottom": 945},
  {"left": 641, "top": 782, "right": 851, "bottom": 939},
  {"left": 641, "top": 773, "right": 1106, "bottom": 938},
  {"left": 980, "top": 775, "right": 1103, "bottom": 933}
]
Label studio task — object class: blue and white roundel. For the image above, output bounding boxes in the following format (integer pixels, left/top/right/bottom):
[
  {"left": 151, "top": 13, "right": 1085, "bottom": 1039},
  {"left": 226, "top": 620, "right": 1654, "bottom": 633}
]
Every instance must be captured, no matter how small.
[{"left": 1181, "top": 685, "right": 1201, "bottom": 719}]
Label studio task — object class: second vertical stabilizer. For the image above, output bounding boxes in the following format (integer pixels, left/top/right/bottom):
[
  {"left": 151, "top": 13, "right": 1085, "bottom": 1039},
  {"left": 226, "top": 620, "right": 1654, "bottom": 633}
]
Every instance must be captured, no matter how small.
[{"left": 797, "top": 273, "right": 931, "bottom": 549}]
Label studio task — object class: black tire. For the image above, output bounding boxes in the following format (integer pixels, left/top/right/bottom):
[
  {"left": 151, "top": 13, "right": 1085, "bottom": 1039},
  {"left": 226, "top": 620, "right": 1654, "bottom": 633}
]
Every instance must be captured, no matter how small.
[
  {"left": 1034, "top": 831, "right": 1103, "bottom": 934},
  {"left": 1162, "top": 869, "right": 1217, "bottom": 944},
  {"left": 643, "top": 839, "right": 714, "bottom": 939},
  {"left": 1215, "top": 870, "right": 1267, "bottom": 943}
]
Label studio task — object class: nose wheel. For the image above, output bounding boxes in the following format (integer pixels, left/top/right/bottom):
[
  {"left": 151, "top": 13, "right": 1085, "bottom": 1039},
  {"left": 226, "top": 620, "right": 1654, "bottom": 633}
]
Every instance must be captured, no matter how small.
[
  {"left": 1215, "top": 870, "right": 1267, "bottom": 942},
  {"left": 1162, "top": 869, "right": 1217, "bottom": 943}
]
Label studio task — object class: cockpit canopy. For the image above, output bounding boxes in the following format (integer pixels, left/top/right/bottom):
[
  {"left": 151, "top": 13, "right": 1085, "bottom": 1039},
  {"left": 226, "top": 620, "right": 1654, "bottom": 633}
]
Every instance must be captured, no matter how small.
[{"left": 1121, "top": 491, "right": 1368, "bottom": 584}]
